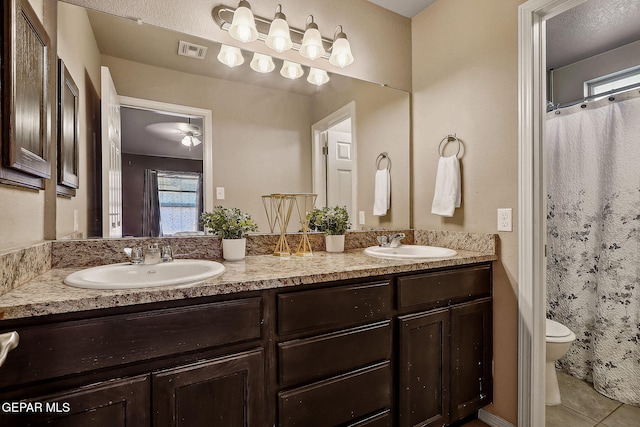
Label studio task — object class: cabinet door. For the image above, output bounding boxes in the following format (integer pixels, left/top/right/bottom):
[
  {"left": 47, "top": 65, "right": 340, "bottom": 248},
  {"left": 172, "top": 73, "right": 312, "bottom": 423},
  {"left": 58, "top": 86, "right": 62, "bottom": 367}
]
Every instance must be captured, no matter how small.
[
  {"left": 450, "top": 299, "right": 493, "bottom": 420},
  {"left": 398, "top": 309, "right": 449, "bottom": 427},
  {"left": 153, "top": 348, "right": 265, "bottom": 427},
  {"left": 0, "top": 375, "right": 150, "bottom": 427}
]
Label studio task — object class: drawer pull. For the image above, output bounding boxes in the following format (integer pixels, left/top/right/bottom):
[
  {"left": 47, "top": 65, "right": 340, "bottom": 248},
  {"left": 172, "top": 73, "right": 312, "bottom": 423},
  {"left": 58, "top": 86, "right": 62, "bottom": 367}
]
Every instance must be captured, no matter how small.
[{"left": 0, "top": 331, "right": 19, "bottom": 367}]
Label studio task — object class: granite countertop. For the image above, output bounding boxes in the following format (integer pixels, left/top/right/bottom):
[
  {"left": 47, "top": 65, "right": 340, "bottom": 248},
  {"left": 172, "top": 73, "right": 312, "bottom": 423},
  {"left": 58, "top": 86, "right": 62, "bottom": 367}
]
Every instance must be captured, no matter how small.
[{"left": 0, "top": 248, "right": 497, "bottom": 321}]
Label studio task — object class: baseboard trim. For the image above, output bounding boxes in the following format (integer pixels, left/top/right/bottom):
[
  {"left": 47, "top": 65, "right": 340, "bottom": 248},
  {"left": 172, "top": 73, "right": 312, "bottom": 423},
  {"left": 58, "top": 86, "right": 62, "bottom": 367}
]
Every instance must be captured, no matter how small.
[{"left": 478, "top": 409, "right": 516, "bottom": 427}]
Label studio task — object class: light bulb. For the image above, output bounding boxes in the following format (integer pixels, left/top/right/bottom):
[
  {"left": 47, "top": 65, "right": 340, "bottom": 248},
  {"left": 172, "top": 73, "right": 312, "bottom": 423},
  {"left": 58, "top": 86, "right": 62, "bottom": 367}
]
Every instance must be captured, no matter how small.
[
  {"left": 265, "top": 8, "right": 292, "bottom": 53},
  {"left": 280, "top": 61, "right": 303, "bottom": 80},
  {"left": 217, "top": 45, "right": 244, "bottom": 67},
  {"left": 250, "top": 53, "right": 275, "bottom": 73},
  {"left": 228, "top": 1, "right": 258, "bottom": 43},
  {"left": 307, "top": 68, "right": 329, "bottom": 86},
  {"left": 300, "top": 17, "right": 325, "bottom": 60},
  {"left": 329, "top": 28, "right": 354, "bottom": 68}
]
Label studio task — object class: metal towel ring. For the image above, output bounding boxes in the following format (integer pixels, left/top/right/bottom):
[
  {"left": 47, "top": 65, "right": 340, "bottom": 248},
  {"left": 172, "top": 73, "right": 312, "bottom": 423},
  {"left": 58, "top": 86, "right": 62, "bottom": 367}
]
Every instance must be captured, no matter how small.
[
  {"left": 438, "top": 134, "right": 461, "bottom": 158},
  {"left": 376, "top": 152, "right": 391, "bottom": 171}
]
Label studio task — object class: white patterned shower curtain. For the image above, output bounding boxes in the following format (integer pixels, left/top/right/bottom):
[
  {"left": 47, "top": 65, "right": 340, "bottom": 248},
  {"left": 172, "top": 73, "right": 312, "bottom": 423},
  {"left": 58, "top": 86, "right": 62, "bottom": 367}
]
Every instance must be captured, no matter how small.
[{"left": 546, "top": 91, "right": 640, "bottom": 406}]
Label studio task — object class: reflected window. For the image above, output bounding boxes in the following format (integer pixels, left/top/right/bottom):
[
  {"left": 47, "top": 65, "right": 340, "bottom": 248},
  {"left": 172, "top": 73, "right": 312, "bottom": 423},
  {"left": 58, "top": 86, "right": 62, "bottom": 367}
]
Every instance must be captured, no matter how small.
[{"left": 157, "top": 171, "right": 203, "bottom": 235}]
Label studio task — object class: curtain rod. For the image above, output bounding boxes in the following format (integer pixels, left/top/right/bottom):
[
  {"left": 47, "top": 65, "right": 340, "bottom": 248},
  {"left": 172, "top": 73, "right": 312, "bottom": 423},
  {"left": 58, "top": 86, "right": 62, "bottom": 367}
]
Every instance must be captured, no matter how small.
[{"left": 547, "top": 81, "right": 640, "bottom": 112}]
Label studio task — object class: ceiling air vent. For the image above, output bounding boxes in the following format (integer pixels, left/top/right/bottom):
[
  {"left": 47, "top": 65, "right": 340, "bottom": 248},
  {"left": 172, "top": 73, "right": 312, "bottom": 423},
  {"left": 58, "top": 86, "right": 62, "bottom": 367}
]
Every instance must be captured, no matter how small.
[{"left": 178, "top": 41, "right": 208, "bottom": 60}]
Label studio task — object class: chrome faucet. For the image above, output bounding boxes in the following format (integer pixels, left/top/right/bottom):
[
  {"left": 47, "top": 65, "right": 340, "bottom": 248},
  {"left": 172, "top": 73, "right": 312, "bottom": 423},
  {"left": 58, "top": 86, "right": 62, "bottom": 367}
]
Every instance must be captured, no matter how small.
[
  {"left": 124, "top": 243, "right": 173, "bottom": 264},
  {"left": 376, "top": 233, "right": 406, "bottom": 248}
]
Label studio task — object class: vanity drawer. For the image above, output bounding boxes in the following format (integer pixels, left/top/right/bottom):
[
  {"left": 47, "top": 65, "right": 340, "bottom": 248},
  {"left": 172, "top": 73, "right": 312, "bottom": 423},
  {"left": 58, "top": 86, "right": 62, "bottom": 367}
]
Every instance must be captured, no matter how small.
[
  {"left": 278, "top": 361, "right": 391, "bottom": 427},
  {"left": 0, "top": 297, "right": 262, "bottom": 388},
  {"left": 277, "top": 281, "right": 391, "bottom": 335},
  {"left": 278, "top": 321, "right": 391, "bottom": 387},
  {"left": 397, "top": 264, "right": 491, "bottom": 311}
]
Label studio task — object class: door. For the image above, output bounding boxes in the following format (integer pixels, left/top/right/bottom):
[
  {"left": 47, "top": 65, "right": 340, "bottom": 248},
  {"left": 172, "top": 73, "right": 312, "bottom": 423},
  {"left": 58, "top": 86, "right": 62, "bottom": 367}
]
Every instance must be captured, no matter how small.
[
  {"left": 100, "top": 66, "right": 122, "bottom": 238},
  {"left": 326, "top": 127, "right": 353, "bottom": 214},
  {"left": 450, "top": 299, "right": 493, "bottom": 420},
  {"left": 398, "top": 309, "right": 450, "bottom": 427},
  {"left": 153, "top": 349, "right": 265, "bottom": 427}
]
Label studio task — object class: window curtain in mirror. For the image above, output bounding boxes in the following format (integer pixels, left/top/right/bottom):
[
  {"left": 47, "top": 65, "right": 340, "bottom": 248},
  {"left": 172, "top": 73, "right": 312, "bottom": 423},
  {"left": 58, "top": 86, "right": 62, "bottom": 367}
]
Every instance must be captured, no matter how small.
[
  {"left": 545, "top": 91, "right": 640, "bottom": 405},
  {"left": 142, "top": 169, "right": 161, "bottom": 237}
]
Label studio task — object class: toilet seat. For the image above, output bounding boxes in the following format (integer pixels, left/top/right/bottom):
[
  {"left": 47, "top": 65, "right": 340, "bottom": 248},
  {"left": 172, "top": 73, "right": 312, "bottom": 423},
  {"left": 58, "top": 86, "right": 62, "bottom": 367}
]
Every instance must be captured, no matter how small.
[{"left": 546, "top": 318, "right": 575, "bottom": 343}]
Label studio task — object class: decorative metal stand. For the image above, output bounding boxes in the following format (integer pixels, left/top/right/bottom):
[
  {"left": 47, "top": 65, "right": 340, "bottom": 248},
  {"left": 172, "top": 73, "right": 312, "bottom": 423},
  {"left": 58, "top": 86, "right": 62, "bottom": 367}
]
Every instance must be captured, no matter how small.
[
  {"left": 294, "top": 193, "right": 317, "bottom": 257},
  {"left": 263, "top": 193, "right": 317, "bottom": 257}
]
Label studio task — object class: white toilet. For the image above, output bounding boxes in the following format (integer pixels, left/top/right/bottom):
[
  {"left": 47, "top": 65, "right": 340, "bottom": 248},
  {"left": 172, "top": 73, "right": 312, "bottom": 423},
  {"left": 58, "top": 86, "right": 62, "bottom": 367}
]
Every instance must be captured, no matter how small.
[{"left": 545, "top": 318, "right": 576, "bottom": 405}]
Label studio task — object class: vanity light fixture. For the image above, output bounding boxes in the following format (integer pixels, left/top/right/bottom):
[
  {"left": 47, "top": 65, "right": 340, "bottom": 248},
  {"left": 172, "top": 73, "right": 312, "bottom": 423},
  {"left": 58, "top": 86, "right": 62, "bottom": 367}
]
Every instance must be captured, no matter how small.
[
  {"left": 329, "top": 26, "right": 354, "bottom": 68},
  {"left": 307, "top": 67, "right": 329, "bottom": 86},
  {"left": 300, "top": 16, "right": 325, "bottom": 60},
  {"left": 265, "top": 5, "right": 292, "bottom": 53},
  {"left": 280, "top": 61, "right": 303, "bottom": 79},
  {"left": 227, "top": 0, "right": 258, "bottom": 43},
  {"left": 250, "top": 52, "right": 275, "bottom": 73},
  {"left": 212, "top": 3, "right": 354, "bottom": 66},
  {"left": 217, "top": 44, "right": 244, "bottom": 67}
]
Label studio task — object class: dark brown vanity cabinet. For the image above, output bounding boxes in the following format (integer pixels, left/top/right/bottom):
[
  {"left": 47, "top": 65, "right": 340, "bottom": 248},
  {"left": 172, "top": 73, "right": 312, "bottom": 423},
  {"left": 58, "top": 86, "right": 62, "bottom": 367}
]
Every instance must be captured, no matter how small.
[
  {"left": 0, "top": 297, "right": 265, "bottom": 427},
  {"left": 397, "top": 264, "right": 493, "bottom": 427},
  {"left": 276, "top": 281, "right": 394, "bottom": 427},
  {"left": 0, "top": 262, "right": 492, "bottom": 427}
]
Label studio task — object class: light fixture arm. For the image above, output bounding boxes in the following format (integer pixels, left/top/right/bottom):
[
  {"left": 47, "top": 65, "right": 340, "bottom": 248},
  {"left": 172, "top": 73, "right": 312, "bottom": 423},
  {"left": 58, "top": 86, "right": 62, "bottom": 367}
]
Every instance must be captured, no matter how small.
[{"left": 212, "top": 4, "right": 333, "bottom": 59}]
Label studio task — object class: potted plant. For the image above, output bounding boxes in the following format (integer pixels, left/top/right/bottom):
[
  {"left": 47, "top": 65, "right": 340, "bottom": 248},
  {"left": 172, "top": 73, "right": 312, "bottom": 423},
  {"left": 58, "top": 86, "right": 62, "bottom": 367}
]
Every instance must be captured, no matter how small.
[
  {"left": 307, "top": 205, "right": 351, "bottom": 253},
  {"left": 201, "top": 206, "right": 258, "bottom": 261}
]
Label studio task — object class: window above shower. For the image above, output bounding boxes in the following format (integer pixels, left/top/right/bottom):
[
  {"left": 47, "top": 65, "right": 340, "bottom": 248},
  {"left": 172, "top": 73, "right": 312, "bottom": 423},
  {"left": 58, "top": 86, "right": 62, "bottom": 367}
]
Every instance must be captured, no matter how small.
[{"left": 585, "top": 65, "right": 640, "bottom": 97}]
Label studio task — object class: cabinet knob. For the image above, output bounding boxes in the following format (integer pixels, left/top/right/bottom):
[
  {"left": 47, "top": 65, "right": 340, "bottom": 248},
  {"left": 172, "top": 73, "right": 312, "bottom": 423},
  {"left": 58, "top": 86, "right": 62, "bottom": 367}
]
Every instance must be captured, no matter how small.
[{"left": 0, "top": 331, "right": 19, "bottom": 367}]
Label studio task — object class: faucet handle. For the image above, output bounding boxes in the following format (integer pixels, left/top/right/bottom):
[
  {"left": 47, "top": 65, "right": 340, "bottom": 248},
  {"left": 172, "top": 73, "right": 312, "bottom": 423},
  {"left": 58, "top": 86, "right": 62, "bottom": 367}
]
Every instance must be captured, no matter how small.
[
  {"left": 161, "top": 245, "right": 173, "bottom": 262},
  {"left": 376, "top": 235, "right": 389, "bottom": 246},
  {"left": 124, "top": 246, "right": 144, "bottom": 264}
]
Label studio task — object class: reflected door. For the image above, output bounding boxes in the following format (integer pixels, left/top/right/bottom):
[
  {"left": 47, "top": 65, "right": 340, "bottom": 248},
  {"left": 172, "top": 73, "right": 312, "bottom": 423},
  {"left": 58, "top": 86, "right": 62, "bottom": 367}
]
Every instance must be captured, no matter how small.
[
  {"left": 100, "top": 66, "right": 122, "bottom": 238},
  {"left": 326, "top": 129, "right": 353, "bottom": 215}
]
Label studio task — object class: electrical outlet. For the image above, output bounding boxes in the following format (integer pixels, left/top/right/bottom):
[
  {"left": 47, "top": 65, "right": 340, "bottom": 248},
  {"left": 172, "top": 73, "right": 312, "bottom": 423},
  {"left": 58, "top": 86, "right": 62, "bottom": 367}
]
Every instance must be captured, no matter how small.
[
  {"left": 359, "top": 210, "right": 365, "bottom": 225},
  {"left": 216, "top": 187, "right": 225, "bottom": 200},
  {"left": 497, "top": 208, "right": 512, "bottom": 232}
]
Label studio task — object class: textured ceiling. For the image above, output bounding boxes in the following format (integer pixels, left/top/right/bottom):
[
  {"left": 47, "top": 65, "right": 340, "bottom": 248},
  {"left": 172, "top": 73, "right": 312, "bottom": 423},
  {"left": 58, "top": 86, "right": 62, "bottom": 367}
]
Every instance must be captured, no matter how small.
[{"left": 546, "top": 0, "right": 640, "bottom": 69}]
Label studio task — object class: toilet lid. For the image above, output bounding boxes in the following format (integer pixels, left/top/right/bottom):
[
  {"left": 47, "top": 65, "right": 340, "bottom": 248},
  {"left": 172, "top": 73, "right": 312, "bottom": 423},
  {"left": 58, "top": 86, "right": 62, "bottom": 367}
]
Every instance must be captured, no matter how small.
[{"left": 546, "top": 318, "right": 571, "bottom": 338}]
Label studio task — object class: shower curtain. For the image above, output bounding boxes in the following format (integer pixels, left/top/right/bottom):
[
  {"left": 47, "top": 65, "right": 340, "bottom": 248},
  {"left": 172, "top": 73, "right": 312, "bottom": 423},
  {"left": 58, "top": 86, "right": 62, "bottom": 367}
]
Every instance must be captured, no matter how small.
[{"left": 546, "top": 91, "right": 640, "bottom": 406}]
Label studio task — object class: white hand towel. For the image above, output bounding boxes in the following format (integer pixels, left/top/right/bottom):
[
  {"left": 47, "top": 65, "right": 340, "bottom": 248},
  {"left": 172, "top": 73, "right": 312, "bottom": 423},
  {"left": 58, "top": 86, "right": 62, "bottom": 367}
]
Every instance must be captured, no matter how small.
[
  {"left": 373, "top": 169, "right": 390, "bottom": 216},
  {"left": 431, "top": 156, "right": 461, "bottom": 217}
]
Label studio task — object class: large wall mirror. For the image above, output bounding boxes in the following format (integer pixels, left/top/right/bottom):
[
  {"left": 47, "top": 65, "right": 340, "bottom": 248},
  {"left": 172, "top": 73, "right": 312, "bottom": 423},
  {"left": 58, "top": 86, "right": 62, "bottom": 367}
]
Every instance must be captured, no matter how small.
[{"left": 55, "top": 1, "right": 410, "bottom": 239}]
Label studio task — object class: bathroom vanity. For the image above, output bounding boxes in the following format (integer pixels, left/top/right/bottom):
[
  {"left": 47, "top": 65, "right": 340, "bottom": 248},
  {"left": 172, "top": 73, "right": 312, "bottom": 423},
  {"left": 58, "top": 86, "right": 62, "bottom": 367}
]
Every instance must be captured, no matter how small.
[{"left": 0, "top": 248, "right": 494, "bottom": 427}]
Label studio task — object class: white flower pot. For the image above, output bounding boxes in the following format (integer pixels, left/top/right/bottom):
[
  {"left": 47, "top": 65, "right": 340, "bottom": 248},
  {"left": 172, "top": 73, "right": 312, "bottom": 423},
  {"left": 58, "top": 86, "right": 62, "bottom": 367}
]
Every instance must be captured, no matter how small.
[
  {"left": 325, "top": 235, "right": 345, "bottom": 253},
  {"left": 222, "top": 238, "right": 246, "bottom": 261}
]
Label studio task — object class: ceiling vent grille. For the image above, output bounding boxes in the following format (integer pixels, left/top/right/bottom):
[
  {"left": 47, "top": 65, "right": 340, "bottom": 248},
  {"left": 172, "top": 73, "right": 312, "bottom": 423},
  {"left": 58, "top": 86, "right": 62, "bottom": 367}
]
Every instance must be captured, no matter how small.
[{"left": 178, "top": 41, "right": 208, "bottom": 59}]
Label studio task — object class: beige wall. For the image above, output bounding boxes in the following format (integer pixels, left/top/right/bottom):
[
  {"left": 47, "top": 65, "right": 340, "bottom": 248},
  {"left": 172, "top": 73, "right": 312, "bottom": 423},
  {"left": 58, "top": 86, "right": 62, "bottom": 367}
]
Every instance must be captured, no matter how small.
[
  {"left": 552, "top": 40, "right": 640, "bottom": 104},
  {"left": 102, "top": 55, "right": 313, "bottom": 233},
  {"left": 56, "top": 2, "right": 102, "bottom": 239},
  {"left": 312, "top": 80, "right": 411, "bottom": 229},
  {"left": 61, "top": 0, "right": 412, "bottom": 91},
  {"left": 411, "top": 0, "right": 524, "bottom": 424}
]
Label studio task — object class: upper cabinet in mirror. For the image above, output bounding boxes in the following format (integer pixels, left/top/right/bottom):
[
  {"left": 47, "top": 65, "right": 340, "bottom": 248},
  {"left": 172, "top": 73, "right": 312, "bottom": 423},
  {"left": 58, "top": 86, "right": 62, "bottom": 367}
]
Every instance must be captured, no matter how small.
[{"left": 55, "top": 2, "right": 410, "bottom": 239}]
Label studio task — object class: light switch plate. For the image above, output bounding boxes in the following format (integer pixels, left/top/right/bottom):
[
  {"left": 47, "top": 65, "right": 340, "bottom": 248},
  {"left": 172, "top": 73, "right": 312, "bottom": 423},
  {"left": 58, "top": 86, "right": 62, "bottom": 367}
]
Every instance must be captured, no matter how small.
[
  {"left": 359, "top": 211, "right": 365, "bottom": 225},
  {"left": 216, "top": 187, "right": 225, "bottom": 200}
]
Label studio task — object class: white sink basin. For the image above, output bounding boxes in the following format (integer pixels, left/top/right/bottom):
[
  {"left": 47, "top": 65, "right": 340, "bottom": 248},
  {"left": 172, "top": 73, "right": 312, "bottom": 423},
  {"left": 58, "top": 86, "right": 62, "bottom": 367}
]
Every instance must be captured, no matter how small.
[
  {"left": 64, "top": 260, "right": 225, "bottom": 290},
  {"left": 364, "top": 245, "right": 457, "bottom": 260}
]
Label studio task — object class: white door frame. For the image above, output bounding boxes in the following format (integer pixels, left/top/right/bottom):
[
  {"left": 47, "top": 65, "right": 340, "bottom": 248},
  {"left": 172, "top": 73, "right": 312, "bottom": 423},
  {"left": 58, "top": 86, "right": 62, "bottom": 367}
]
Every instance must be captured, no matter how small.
[
  {"left": 517, "top": 1, "right": 587, "bottom": 425},
  {"left": 311, "top": 101, "right": 357, "bottom": 225},
  {"left": 118, "top": 96, "right": 214, "bottom": 214}
]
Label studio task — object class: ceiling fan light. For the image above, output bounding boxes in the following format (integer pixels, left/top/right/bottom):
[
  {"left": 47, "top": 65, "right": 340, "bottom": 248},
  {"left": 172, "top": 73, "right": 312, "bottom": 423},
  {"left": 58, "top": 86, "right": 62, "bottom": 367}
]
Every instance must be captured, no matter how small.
[
  {"left": 265, "top": 7, "right": 292, "bottom": 53},
  {"left": 280, "top": 61, "right": 303, "bottom": 80},
  {"left": 329, "top": 27, "right": 354, "bottom": 68},
  {"left": 307, "top": 67, "right": 329, "bottom": 86},
  {"left": 217, "top": 44, "right": 244, "bottom": 67},
  {"left": 228, "top": 0, "right": 258, "bottom": 43},
  {"left": 300, "top": 17, "right": 325, "bottom": 60},
  {"left": 250, "top": 53, "right": 275, "bottom": 73},
  {"left": 181, "top": 135, "right": 193, "bottom": 146}
]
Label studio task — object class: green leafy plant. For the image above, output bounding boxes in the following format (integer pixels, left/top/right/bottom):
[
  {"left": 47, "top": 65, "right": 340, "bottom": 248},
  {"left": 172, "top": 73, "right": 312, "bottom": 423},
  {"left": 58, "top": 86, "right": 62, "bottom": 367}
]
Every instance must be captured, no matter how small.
[
  {"left": 200, "top": 206, "right": 258, "bottom": 239},
  {"left": 307, "top": 206, "right": 351, "bottom": 236}
]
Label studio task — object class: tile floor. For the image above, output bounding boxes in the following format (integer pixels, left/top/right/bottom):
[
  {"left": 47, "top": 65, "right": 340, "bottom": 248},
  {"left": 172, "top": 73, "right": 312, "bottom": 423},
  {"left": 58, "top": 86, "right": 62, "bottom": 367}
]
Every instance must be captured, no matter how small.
[{"left": 546, "top": 371, "right": 640, "bottom": 427}]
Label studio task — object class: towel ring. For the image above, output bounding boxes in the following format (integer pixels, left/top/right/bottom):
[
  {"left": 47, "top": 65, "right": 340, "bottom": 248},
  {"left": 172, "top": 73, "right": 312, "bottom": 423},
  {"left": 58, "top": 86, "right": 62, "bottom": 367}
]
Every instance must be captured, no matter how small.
[
  {"left": 438, "top": 134, "right": 462, "bottom": 158},
  {"left": 376, "top": 152, "right": 391, "bottom": 171}
]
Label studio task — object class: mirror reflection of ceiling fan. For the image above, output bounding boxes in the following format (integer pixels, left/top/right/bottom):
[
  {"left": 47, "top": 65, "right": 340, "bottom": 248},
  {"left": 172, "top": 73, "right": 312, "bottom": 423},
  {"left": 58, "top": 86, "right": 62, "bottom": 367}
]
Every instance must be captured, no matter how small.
[{"left": 144, "top": 121, "right": 202, "bottom": 147}]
